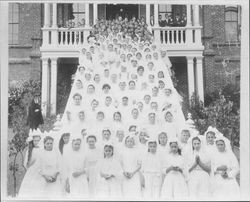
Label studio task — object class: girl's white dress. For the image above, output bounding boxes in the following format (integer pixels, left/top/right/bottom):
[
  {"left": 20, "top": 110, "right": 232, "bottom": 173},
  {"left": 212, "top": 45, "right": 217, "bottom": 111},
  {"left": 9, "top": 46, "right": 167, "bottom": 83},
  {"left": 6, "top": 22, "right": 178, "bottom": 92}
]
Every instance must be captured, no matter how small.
[
  {"left": 84, "top": 147, "right": 102, "bottom": 198},
  {"left": 161, "top": 153, "right": 188, "bottom": 200},
  {"left": 96, "top": 156, "right": 123, "bottom": 199},
  {"left": 141, "top": 152, "right": 162, "bottom": 199},
  {"left": 211, "top": 150, "right": 240, "bottom": 200},
  {"left": 37, "top": 149, "right": 63, "bottom": 199},
  {"left": 18, "top": 147, "right": 44, "bottom": 198},
  {"left": 66, "top": 150, "right": 89, "bottom": 198},
  {"left": 120, "top": 147, "right": 142, "bottom": 199},
  {"left": 186, "top": 150, "right": 211, "bottom": 199}
]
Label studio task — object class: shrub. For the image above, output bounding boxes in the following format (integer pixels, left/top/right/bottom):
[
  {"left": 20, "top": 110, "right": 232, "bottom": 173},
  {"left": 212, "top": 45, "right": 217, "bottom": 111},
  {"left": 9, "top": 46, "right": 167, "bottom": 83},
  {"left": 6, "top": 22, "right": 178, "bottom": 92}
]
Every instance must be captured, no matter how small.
[{"left": 187, "top": 86, "right": 240, "bottom": 147}]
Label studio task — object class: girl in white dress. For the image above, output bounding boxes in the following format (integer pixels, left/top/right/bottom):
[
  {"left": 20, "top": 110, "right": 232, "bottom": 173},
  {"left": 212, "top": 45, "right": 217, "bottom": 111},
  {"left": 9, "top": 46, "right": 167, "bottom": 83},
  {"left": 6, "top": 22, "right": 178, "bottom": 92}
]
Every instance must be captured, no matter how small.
[
  {"left": 96, "top": 144, "right": 123, "bottom": 199},
  {"left": 37, "top": 135, "right": 63, "bottom": 199},
  {"left": 84, "top": 135, "right": 102, "bottom": 198},
  {"left": 18, "top": 130, "right": 42, "bottom": 198},
  {"left": 65, "top": 138, "right": 88, "bottom": 198},
  {"left": 161, "top": 138, "right": 188, "bottom": 200},
  {"left": 186, "top": 136, "right": 211, "bottom": 200},
  {"left": 141, "top": 138, "right": 162, "bottom": 199},
  {"left": 203, "top": 126, "right": 218, "bottom": 159},
  {"left": 120, "top": 134, "right": 142, "bottom": 199},
  {"left": 157, "top": 131, "right": 170, "bottom": 157},
  {"left": 211, "top": 135, "right": 240, "bottom": 200}
]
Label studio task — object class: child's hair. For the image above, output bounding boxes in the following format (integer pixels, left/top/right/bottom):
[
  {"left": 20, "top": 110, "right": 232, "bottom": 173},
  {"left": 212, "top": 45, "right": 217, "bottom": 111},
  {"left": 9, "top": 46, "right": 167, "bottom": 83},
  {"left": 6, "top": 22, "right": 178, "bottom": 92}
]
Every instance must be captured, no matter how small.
[
  {"left": 206, "top": 131, "right": 216, "bottom": 137},
  {"left": 59, "top": 133, "right": 70, "bottom": 154},
  {"left": 169, "top": 141, "right": 181, "bottom": 155},
  {"left": 26, "top": 140, "right": 35, "bottom": 167},
  {"left": 73, "top": 93, "right": 82, "bottom": 100},
  {"left": 181, "top": 129, "right": 191, "bottom": 136},
  {"left": 102, "top": 84, "right": 111, "bottom": 90},
  {"left": 87, "top": 135, "right": 97, "bottom": 142},
  {"left": 192, "top": 136, "right": 201, "bottom": 150},
  {"left": 104, "top": 145, "right": 114, "bottom": 158}
]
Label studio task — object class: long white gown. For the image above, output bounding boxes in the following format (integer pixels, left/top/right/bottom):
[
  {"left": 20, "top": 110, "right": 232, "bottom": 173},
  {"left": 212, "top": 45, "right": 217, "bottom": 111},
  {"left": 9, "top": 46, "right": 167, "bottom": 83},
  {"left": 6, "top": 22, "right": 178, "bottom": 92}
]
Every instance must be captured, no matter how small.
[
  {"left": 37, "top": 149, "right": 63, "bottom": 199},
  {"left": 95, "top": 156, "right": 123, "bottom": 199},
  {"left": 84, "top": 147, "right": 102, "bottom": 198},
  {"left": 210, "top": 150, "right": 240, "bottom": 200},
  {"left": 120, "top": 147, "right": 142, "bottom": 199},
  {"left": 161, "top": 153, "right": 189, "bottom": 200},
  {"left": 186, "top": 150, "right": 212, "bottom": 199},
  {"left": 18, "top": 147, "right": 44, "bottom": 198},
  {"left": 141, "top": 152, "right": 162, "bottom": 199},
  {"left": 66, "top": 150, "right": 88, "bottom": 198}
]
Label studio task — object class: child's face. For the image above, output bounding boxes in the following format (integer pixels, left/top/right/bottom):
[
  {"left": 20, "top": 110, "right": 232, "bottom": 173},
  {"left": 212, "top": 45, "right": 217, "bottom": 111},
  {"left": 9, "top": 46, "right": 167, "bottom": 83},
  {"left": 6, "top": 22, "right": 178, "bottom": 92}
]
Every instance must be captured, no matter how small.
[
  {"left": 164, "top": 89, "right": 172, "bottom": 96},
  {"left": 165, "top": 113, "right": 173, "bottom": 122},
  {"left": 158, "top": 71, "right": 164, "bottom": 78},
  {"left": 144, "top": 96, "right": 151, "bottom": 104},
  {"left": 74, "top": 96, "right": 82, "bottom": 105},
  {"left": 33, "top": 136, "right": 41, "bottom": 147},
  {"left": 149, "top": 75, "right": 155, "bottom": 83},
  {"left": 79, "top": 67, "right": 85, "bottom": 74},
  {"left": 216, "top": 140, "right": 225, "bottom": 152},
  {"left": 87, "top": 86, "right": 95, "bottom": 94},
  {"left": 63, "top": 135, "right": 70, "bottom": 144},
  {"left": 87, "top": 137, "right": 96, "bottom": 148},
  {"left": 132, "top": 109, "right": 139, "bottom": 118},
  {"left": 114, "top": 113, "right": 121, "bottom": 121},
  {"left": 192, "top": 139, "right": 201, "bottom": 151},
  {"left": 105, "top": 97, "right": 112, "bottom": 106},
  {"left": 152, "top": 87, "right": 158, "bottom": 95},
  {"left": 91, "top": 100, "right": 99, "bottom": 109},
  {"left": 122, "top": 98, "right": 128, "bottom": 106},
  {"left": 181, "top": 131, "right": 190, "bottom": 143},
  {"left": 137, "top": 102, "right": 143, "bottom": 111},
  {"left": 116, "top": 131, "right": 124, "bottom": 142},
  {"left": 103, "top": 87, "right": 110, "bottom": 93},
  {"left": 170, "top": 142, "right": 178, "bottom": 154},
  {"left": 97, "top": 113, "right": 104, "bottom": 121},
  {"left": 159, "top": 81, "right": 165, "bottom": 89},
  {"left": 148, "top": 142, "right": 157, "bottom": 154},
  {"left": 85, "top": 73, "right": 91, "bottom": 80},
  {"left": 136, "top": 54, "right": 142, "bottom": 60},
  {"left": 104, "top": 70, "right": 109, "bottom": 77},
  {"left": 159, "top": 133, "right": 168, "bottom": 146},
  {"left": 44, "top": 139, "right": 53, "bottom": 151},
  {"left": 148, "top": 113, "right": 155, "bottom": 123},
  {"left": 94, "top": 75, "right": 101, "bottom": 83},
  {"left": 72, "top": 140, "right": 81, "bottom": 151},
  {"left": 119, "top": 82, "right": 126, "bottom": 90},
  {"left": 125, "top": 138, "right": 135, "bottom": 148},
  {"left": 104, "top": 146, "right": 113, "bottom": 158},
  {"left": 102, "top": 130, "right": 111, "bottom": 140},
  {"left": 206, "top": 132, "right": 215, "bottom": 145},
  {"left": 129, "top": 82, "right": 136, "bottom": 90},
  {"left": 138, "top": 68, "right": 144, "bottom": 76},
  {"left": 148, "top": 63, "right": 154, "bottom": 70},
  {"left": 151, "top": 102, "right": 158, "bottom": 110},
  {"left": 79, "top": 112, "right": 85, "bottom": 121}
]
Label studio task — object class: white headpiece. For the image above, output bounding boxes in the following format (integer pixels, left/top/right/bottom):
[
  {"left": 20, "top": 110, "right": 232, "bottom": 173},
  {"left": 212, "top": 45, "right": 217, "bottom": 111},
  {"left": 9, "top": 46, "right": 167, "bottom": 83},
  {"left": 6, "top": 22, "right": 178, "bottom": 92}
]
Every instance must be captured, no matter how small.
[{"left": 27, "top": 128, "right": 42, "bottom": 143}]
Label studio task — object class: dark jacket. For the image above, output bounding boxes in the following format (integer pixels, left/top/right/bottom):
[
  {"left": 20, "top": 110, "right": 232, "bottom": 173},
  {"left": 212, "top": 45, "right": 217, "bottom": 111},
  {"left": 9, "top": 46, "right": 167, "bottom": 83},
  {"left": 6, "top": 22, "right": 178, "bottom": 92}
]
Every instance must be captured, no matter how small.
[{"left": 27, "top": 100, "right": 44, "bottom": 130}]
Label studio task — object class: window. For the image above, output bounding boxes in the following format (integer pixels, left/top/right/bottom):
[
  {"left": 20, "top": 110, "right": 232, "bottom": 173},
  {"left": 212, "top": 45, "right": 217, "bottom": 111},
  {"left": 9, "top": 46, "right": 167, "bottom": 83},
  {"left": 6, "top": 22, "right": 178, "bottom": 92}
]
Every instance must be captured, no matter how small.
[
  {"left": 72, "top": 3, "right": 85, "bottom": 26},
  {"left": 225, "top": 6, "right": 240, "bottom": 42},
  {"left": 159, "top": 4, "right": 172, "bottom": 20},
  {"left": 9, "top": 3, "right": 19, "bottom": 45}
]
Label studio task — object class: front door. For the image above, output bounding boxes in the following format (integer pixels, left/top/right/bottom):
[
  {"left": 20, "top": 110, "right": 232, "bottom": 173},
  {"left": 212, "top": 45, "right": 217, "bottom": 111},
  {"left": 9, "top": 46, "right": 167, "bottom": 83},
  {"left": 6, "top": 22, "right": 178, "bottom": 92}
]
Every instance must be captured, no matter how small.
[{"left": 106, "top": 4, "right": 139, "bottom": 20}]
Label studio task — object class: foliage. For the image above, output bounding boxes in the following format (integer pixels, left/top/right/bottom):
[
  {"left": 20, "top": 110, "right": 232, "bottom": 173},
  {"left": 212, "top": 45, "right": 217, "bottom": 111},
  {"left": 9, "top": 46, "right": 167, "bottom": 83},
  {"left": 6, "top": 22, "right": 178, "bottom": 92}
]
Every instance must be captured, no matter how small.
[
  {"left": 187, "top": 85, "right": 240, "bottom": 147},
  {"left": 57, "top": 78, "right": 71, "bottom": 115}
]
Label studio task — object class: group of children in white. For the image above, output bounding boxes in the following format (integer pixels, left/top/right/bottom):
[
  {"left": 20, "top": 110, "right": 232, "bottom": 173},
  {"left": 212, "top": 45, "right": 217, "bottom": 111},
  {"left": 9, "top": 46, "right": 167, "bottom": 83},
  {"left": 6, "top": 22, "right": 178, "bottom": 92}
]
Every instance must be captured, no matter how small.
[{"left": 18, "top": 33, "right": 240, "bottom": 200}]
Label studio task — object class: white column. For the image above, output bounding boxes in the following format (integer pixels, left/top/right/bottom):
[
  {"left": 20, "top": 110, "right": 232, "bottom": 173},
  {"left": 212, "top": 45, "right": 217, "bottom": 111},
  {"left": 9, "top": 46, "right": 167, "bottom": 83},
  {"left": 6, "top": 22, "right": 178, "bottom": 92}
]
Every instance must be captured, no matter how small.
[
  {"left": 50, "top": 58, "right": 58, "bottom": 115},
  {"left": 193, "top": 5, "right": 200, "bottom": 26},
  {"left": 146, "top": 4, "right": 150, "bottom": 26},
  {"left": 193, "top": 5, "right": 201, "bottom": 44},
  {"left": 187, "top": 56, "right": 195, "bottom": 101},
  {"left": 240, "top": 3, "right": 250, "bottom": 200},
  {"left": 52, "top": 3, "right": 57, "bottom": 28},
  {"left": 85, "top": 3, "right": 90, "bottom": 27},
  {"left": 196, "top": 57, "right": 204, "bottom": 102},
  {"left": 41, "top": 58, "right": 49, "bottom": 116},
  {"left": 154, "top": 4, "right": 159, "bottom": 26},
  {"left": 186, "top": 4, "right": 192, "bottom": 26},
  {"left": 44, "top": 3, "right": 50, "bottom": 27},
  {"left": 93, "top": 3, "right": 98, "bottom": 25}
]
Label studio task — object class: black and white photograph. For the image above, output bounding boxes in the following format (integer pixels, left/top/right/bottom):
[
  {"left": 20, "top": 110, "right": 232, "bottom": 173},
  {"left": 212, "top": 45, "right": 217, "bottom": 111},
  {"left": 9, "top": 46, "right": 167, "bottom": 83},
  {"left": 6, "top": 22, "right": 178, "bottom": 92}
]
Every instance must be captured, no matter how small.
[{"left": 0, "top": 0, "right": 249, "bottom": 201}]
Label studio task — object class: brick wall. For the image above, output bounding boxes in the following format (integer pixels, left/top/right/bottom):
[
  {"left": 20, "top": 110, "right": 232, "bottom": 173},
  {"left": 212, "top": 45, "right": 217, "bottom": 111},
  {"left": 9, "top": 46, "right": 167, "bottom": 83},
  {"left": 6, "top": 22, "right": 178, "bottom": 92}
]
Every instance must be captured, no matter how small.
[
  {"left": 202, "top": 5, "right": 241, "bottom": 94},
  {"left": 9, "top": 3, "right": 42, "bottom": 84}
]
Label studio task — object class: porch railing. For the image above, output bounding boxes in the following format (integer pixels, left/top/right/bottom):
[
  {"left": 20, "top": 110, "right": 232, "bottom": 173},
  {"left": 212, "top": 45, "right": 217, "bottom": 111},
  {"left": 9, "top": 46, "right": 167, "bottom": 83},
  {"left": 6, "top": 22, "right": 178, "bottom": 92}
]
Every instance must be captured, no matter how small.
[{"left": 152, "top": 26, "right": 202, "bottom": 47}]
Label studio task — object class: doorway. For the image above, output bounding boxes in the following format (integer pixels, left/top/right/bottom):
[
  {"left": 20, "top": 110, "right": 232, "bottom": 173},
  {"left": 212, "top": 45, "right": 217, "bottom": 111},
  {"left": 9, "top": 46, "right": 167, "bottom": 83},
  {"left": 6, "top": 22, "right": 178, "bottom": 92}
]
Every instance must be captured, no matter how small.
[{"left": 105, "top": 4, "right": 139, "bottom": 20}]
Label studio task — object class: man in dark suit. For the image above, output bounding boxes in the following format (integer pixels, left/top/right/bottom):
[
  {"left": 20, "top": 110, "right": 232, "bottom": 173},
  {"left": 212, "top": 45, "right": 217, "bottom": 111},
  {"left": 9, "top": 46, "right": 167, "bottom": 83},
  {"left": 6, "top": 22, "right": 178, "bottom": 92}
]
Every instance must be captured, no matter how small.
[{"left": 158, "top": 15, "right": 165, "bottom": 27}]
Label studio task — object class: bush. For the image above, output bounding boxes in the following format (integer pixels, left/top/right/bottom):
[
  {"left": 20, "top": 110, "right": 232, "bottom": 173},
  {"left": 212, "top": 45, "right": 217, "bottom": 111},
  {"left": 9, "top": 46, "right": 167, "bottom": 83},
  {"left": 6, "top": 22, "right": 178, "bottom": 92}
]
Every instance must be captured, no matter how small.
[{"left": 187, "top": 85, "right": 240, "bottom": 147}]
